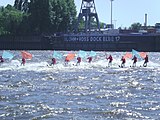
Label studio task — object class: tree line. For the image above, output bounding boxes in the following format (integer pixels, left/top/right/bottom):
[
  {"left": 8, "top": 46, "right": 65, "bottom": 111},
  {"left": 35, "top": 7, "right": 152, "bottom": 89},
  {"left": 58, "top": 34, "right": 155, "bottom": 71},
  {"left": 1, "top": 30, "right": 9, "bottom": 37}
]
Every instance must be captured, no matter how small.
[
  {"left": 0, "top": 0, "right": 146, "bottom": 36},
  {"left": 0, "top": 0, "right": 77, "bottom": 35}
]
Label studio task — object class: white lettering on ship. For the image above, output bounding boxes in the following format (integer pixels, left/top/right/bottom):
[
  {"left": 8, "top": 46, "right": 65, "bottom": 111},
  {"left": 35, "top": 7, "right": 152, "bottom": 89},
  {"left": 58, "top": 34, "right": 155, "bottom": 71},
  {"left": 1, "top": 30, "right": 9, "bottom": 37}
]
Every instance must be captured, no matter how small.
[{"left": 64, "top": 36, "right": 120, "bottom": 42}]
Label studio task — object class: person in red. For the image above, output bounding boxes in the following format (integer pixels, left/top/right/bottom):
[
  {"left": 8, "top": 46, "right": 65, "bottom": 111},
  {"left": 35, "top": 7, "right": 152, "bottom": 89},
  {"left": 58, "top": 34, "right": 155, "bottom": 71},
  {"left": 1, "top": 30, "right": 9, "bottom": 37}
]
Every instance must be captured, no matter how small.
[
  {"left": 120, "top": 56, "right": 126, "bottom": 68},
  {"left": 50, "top": 58, "right": 56, "bottom": 66},
  {"left": 65, "top": 57, "right": 69, "bottom": 66},
  {"left": 76, "top": 57, "right": 81, "bottom": 65},
  {"left": 21, "top": 58, "right": 26, "bottom": 66},
  {"left": 0, "top": 56, "right": 4, "bottom": 63},
  {"left": 132, "top": 55, "right": 137, "bottom": 67},
  {"left": 143, "top": 55, "right": 149, "bottom": 67},
  {"left": 87, "top": 56, "right": 92, "bottom": 63},
  {"left": 107, "top": 55, "right": 113, "bottom": 67}
]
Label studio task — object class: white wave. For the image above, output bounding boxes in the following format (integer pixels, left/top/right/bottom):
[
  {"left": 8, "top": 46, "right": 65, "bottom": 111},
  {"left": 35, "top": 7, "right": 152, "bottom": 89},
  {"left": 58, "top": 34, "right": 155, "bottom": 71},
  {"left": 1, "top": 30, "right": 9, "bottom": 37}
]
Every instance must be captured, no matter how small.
[{"left": 0, "top": 52, "right": 159, "bottom": 72}]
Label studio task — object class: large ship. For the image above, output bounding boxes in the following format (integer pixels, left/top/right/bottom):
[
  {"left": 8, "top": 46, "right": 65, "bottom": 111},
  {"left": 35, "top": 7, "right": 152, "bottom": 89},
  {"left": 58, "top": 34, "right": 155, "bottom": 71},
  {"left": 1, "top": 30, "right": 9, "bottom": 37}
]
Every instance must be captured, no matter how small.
[{"left": 43, "top": 0, "right": 160, "bottom": 52}]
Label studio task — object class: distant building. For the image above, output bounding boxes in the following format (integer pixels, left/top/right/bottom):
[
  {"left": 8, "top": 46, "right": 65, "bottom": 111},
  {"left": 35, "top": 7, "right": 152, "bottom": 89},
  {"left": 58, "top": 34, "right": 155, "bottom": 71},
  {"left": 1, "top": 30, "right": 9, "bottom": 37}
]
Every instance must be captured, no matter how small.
[{"left": 155, "top": 23, "right": 160, "bottom": 33}]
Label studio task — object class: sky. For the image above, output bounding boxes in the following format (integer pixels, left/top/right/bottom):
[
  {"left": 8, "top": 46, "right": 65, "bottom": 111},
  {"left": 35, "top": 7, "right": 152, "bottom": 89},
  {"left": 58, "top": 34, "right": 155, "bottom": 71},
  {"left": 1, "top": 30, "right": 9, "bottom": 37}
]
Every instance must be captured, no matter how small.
[{"left": 0, "top": 0, "right": 160, "bottom": 28}]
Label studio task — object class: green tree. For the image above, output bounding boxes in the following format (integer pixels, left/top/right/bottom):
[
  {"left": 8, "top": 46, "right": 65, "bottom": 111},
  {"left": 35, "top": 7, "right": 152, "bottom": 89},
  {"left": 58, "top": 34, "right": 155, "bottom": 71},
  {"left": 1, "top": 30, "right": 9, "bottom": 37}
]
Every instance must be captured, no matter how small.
[
  {"left": 28, "top": 0, "right": 50, "bottom": 33},
  {"left": 49, "top": 0, "right": 76, "bottom": 32},
  {"left": 14, "top": 0, "right": 29, "bottom": 13},
  {"left": 2, "top": 0, "right": 77, "bottom": 34},
  {"left": 64, "top": 0, "right": 77, "bottom": 32},
  {"left": 0, "top": 5, "right": 26, "bottom": 35},
  {"left": 129, "top": 22, "right": 142, "bottom": 30},
  {"left": 49, "top": 0, "right": 67, "bottom": 32},
  {"left": 14, "top": 0, "right": 22, "bottom": 10},
  {"left": 28, "top": 0, "right": 77, "bottom": 33}
]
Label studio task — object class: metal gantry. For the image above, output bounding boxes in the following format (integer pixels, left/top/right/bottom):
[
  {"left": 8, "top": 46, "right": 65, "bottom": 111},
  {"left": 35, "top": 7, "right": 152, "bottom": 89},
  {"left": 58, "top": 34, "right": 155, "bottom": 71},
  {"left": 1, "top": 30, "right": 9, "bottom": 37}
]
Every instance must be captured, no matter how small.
[{"left": 75, "top": 0, "right": 100, "bottom": 33}]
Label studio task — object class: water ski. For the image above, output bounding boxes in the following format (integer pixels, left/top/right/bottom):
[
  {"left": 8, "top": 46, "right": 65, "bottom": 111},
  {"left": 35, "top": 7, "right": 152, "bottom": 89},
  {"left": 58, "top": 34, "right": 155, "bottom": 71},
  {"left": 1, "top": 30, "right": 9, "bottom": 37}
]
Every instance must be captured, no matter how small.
[
  {"left": 130, "top": 66, "right": 136, "bottom": 68},
  {"left": 47, "top": 64, "right": 54, "bottom": 67},
  {"left": 118, "top": 65, "right": 123, "bottom": 68}
]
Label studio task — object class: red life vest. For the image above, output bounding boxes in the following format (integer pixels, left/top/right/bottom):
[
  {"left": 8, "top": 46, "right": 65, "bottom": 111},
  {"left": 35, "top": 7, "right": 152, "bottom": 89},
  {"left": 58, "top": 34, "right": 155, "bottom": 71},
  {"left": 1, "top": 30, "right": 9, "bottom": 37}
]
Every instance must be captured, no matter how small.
[
  {"left": 22, "top": 58, "right": 25, "bottom": 64},
  {"left": 107, "top": 55, "right": 113, "bottom": 62},
  {"left": 133, "top": 56, "right": 137, "bottom": 63},
  {"left": 144, "top": 56, "right": 148, "bottom": 62},
  {"left": 52, "top": 58, "right": 56, "bottom": 64},
  {"left": 0, "top": 57, "right": 4, "bottom": 63},
  {"left": 121, "top": 58, "right": 126, "bottom": 63},
  {"left": 87, "top": 57, "right": 92, "bottom": 63},
  {"left": 77, "top": 57, "right": 81, "bottom": 63}
]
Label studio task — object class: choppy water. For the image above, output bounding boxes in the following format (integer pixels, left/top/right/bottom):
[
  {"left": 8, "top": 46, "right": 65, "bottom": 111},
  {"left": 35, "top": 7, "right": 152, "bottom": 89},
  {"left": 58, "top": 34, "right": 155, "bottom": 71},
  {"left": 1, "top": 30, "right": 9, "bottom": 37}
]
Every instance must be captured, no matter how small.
[{"left": 0, "top": 51, "right": 160, "bottom": 120}]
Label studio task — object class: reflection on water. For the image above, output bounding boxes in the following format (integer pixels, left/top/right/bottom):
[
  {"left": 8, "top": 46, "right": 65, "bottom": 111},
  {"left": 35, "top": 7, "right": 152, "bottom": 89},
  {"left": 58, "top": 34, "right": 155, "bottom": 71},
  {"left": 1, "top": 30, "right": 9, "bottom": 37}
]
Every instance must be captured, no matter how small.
[{"left": 0, "top": 51, "right": 160, "bottom": 119}]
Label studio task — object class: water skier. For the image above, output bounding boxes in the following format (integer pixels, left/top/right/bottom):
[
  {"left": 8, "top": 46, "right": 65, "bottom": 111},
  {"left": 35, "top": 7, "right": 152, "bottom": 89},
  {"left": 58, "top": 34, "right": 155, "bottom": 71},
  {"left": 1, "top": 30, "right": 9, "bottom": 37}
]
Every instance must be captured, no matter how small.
[
  {"left": 21, "top": 58, "right": 26, "bottom": 66},
  {"left": 76, "top": 57, "right": 81, "bottom": 66},
  {"left": 132, "top": 55, "right": 137, "bottom": 67},
  {"left": 120, "top": 56, "right": 126, "bottom": 68},
  {"left": 65, "top": 57, "right": 69, "bottom": 66},
  {"left": 0, "top": 56, "right": 4, "bottom": 63},
  {"left": 143, "top": 55, "right": 148, "bottom": 67},
  {"left": 107, "top": 55, "right": 113, "bottom": 67},
  {"left": 50, "top": 58, "right": 56, "bottom": 66},
  {"left": 87, "top": 56, "right": 92, "bottom": 63}
]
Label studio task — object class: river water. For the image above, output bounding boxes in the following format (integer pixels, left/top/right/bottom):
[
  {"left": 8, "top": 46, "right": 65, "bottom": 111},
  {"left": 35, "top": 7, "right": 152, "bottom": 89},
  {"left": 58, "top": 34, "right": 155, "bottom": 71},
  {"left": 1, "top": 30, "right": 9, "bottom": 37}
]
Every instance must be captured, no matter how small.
[{"left": 0, "top": 51, "right": 160, "bottom": 120}]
